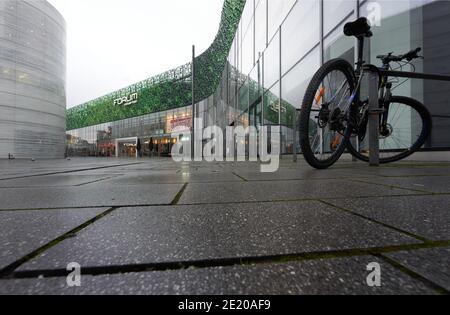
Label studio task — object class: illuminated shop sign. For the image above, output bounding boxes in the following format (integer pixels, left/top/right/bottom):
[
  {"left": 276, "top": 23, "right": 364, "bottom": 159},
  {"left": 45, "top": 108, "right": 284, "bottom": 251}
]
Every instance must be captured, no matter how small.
[
  {"left": 113, "top": 93, "right": 138, "bottom": 106},
  {"left": 167, "top": 117, "right": 192, "bottom": 133}
]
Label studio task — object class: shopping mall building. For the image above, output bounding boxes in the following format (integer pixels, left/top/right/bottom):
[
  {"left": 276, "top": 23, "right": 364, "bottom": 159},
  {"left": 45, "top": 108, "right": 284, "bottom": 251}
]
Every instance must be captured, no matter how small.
[{"left": 66, "top": 0, "right": 450, "bottom": 158}]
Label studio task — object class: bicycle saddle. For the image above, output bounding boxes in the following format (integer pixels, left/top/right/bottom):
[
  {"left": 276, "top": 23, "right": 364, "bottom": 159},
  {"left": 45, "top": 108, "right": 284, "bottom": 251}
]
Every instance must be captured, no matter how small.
[{"left": 344, "top": 17, "right": 373, "bottom": 38}]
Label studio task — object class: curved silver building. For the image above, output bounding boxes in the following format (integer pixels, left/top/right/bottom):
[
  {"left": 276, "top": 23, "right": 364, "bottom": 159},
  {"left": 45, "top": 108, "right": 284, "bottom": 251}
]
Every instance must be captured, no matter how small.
[{"left": 0, "top": 0, "right": 66, "bottom": 159}]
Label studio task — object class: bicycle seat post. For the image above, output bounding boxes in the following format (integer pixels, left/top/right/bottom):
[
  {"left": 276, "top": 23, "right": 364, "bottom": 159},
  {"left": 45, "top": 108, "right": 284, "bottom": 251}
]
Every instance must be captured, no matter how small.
[{"left": 355, "top": 36, "right": 365, "bottom": 75}]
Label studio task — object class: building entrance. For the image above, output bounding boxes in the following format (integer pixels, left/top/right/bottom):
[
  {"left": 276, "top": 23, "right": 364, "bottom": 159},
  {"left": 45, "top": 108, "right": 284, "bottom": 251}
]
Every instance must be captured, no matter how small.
[
  {"left": 145, "top": 136, "right": 177, "bottom": 157},
  {"left": 115, "top": 137, "right": 138, "bottom": 158}
]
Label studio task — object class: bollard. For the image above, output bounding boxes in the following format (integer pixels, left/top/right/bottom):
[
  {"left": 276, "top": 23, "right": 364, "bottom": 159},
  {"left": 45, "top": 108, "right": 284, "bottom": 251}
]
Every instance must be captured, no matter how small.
[
  {"left": 293, "top": 110, "right": 298, "bottom": 163},
  {"left": 366, "top": 66, "right": 382, "bottom": 166}
]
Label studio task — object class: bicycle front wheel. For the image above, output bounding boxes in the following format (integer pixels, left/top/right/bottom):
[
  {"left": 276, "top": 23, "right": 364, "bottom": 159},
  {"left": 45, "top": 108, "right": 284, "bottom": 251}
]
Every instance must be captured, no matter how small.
[
  {"left": 299, "top": 59, "right": 356, "bottom": 169},
  {"left": 347, "top": 96, "right": 432, "bottom": 164}
]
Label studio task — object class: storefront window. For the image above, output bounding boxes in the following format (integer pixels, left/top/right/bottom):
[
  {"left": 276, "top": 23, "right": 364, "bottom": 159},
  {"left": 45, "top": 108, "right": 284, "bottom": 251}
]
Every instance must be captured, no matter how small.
[
  {"left": 323, "top": 15, "right": 355, "bottom": 64},
  {"left": 281, "top": 0, "right": 320, "bottom": 75},
  {"left": 241, "top": 0, "right": 255, "bottom": 36},
  {"left": 238, "top": 79, "right": 249, "bottom": 114},
  {"left": 281, "top": 47, "right": 320, "bottom": 110},
  {"left": 323, "top": 0, "right": 355, "bottom": 36},
  {"left": 263, "top": 81, "right": 279, "bottom": 125},
  {"left": 267, "top": 0, "right": 296, "bottom": 42},
  {"left": 241, "top": 19, "right": 255, "bottom": 75},
  {"left": 255, "top": 0, "right": 267, "bottom": 62},
  {"left": 263, "top": 30, "right": 279, "bottom": 90},
  {"left": 249, "top": 61, "right": 261, "bottom": 106}
]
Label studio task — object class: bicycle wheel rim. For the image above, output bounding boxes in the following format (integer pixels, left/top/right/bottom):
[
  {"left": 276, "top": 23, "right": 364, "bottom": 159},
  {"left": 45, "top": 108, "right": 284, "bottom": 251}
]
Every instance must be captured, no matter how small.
[{"left": 301, "top": 62, "right": 355, "bottom": 167}]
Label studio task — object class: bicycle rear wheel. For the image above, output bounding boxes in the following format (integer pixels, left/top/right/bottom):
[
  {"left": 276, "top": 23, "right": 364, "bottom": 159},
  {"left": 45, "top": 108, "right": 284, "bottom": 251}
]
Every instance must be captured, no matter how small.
[
  {"left": 299, "top": 59, "right": 356, "bottom": 169},
  {"left": 347, "top": 96, "right": 432, "bottom": 163}
]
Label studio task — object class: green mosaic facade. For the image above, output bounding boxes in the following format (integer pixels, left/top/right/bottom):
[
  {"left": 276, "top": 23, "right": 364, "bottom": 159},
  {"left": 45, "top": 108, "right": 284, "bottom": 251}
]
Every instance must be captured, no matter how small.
[{"left": 66, "top": 0, "right": 246, "bottom": 131}]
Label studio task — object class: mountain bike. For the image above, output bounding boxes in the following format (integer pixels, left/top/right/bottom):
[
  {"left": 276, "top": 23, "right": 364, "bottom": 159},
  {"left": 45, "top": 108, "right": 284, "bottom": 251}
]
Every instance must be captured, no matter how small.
[{"left": 299, "top": 17, "right": 432, "bottom": 169}]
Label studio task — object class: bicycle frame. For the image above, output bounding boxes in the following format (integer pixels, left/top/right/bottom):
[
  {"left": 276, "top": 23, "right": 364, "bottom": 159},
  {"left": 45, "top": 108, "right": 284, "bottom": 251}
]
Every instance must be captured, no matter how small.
[{"left": 351, "top": 36, "right": 392, "bottom": 134}]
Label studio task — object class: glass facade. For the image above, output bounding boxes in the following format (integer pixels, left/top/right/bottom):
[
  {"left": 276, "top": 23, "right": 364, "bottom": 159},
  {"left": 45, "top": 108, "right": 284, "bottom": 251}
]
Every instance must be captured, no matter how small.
[
  {"left": 196, "top": 0, "right": 450, "bottom": 155},
  {"left": 67, "top": 106, "right": 192, "bottom": 157},
  {"left": 68, "top": 0, "right": 450, "bottom": 158},
  {"left": 0, "top": 0, "right": 66, "bottom": 159}
]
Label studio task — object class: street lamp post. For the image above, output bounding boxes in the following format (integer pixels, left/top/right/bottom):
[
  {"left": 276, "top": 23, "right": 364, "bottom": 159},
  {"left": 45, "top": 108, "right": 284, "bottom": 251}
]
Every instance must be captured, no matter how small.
[{"left": 191, "top": 45, "right": 196, "bottom": 160}]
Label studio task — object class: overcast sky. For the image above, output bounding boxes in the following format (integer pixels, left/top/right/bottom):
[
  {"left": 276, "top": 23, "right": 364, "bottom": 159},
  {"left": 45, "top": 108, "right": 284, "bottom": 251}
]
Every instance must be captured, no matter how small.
[{"left": 48, "top": 0, "right": 224, "bottom": 108}]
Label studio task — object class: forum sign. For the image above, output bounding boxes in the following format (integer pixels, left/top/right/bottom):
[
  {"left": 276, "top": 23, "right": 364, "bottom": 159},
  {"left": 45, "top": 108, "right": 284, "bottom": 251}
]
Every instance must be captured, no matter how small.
[{"left": 113, "top": 93, "right": 138, "bottom": 106}]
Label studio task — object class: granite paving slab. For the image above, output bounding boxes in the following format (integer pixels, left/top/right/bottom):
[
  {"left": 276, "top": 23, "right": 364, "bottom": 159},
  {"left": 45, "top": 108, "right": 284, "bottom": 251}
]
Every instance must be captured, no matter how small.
[
  {"left": 0, "top": 208, "right": 107, "bottom": 269},
  {"left": 1, "top": 256, "right": 434, "bottom": 295},
  {"left": 178, "top": 179, "right": 424, "bottom": 204},
  {"left": 386, "top": 247, "right": 450, "bottom": 291},
  {"left": 18, "top": 201, "right": 419, "bottom": 271},
  {"left": 0, "top": 184, "right": 183, "bottom": 210},
  {"left": 328, "top": 195, "right": 450, "bottom": 240}
]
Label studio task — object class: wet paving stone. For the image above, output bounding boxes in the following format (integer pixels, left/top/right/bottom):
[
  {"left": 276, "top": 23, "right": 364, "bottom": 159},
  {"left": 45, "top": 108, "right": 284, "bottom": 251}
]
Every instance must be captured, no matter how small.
[
  {"left": 0, "top": 175, "right": 114, "bottom": 188},
  {"left": 386, "top": 247, "right": 450, "bottom": 291},
  {"left": 0, "top": 184, "right": 183, "bottom": 210},
  {"left": 1, "top": 256, "right": 435, "bottom": 295},
  {"left": 356, "top": 176, "right": 450, "bottom": 194},
  {"left": 0, "top": 158, "right": 448, "bottom": 294},
  {"left": 18, "top": 201, "right": 419, "bottom": 271},
  {"left": 328, "top": 195, "right": 450, "bottom": 241},
  {"left": 0, "top": 208, "right": 107, "bottom": 269},
  {"left": 179, "top": 179, "right": 424, "bottom": 204}
]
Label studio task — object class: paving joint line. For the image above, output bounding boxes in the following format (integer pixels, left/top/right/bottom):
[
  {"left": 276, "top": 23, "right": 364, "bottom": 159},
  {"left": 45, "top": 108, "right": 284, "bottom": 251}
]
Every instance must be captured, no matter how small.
[
  {"left": 0, "top": 162, "right": 144, "bottom": 181},
  {"left": 0, "top": 206, "right": 120, "bottom": 278},
  {"left": 233, "top": 176, "right": 374, "bottom": 182},
  {"left": 373, "top": 253, "right": 449, "bottom": 295},
  {"left": 380, "top": 163, "right": 450, "bottom": 168},
  {"left": 0, "top": 181, "right": 190, "bottom": 190},
  {"left": 172, "top": 192, "right": 439, "bottom": 207},
  {"left": 74, "top": 175, "right": 120, "bottom": 187},
  {"left": 170, "top": 183, "right": 188, "bottom": 205},
  {"left": 378, "top": 173, "right": 450, "bottom": 179},
  {"left": 232, "top": 172, "right": 248, "bottom": 182},
  {"left": 346, "top": 178, "right": 435, "bottom": 195},
  {"left": 6, "top": 241, "right": 450, "bottom": 280},
  {"left": 1, "top": 192, "right": 447, "bottom": 212},
  {"left": 100, "top": 179, "right": 245, "bottom": 186},
  {"left": 0, "top": 206, "right": 129, "bottom": 212},
  {"left": 318, "top": 199, "right": 432, "bottom": 243}
]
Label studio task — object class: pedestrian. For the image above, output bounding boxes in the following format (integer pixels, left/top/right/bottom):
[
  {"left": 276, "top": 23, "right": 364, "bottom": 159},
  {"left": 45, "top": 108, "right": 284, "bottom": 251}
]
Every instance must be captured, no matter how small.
[
  {"left": 149, "top": 138, "right": 154, "bottom": 158},
  {"left": 137, "top": 138, "right": 142, "bottom": 158}
]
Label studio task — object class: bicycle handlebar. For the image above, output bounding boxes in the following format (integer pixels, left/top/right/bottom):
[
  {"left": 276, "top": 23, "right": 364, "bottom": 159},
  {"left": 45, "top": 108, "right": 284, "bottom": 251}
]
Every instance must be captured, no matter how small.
[
  {"left": 377, "top": 47, "right": 423, "bottom": 64},
  {"left": 402, "top": 47, "right": 422, "bottom": 61}
]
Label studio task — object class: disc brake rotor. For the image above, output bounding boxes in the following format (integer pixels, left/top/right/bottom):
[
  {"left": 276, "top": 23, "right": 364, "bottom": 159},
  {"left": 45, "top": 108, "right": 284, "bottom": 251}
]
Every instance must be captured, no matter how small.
[
  {"left": 317, "top": 104, "right": 330, "bottom": 128},
  {"left": 380, "top": 123, "right": 394, "bottom": 139}
]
